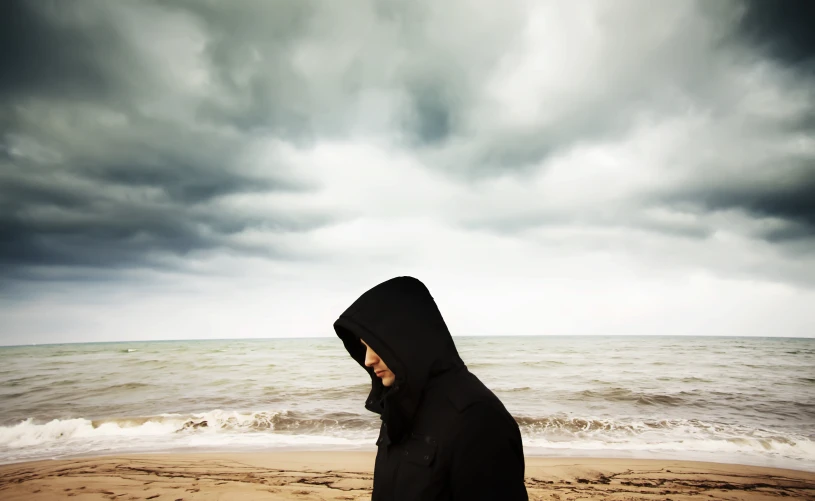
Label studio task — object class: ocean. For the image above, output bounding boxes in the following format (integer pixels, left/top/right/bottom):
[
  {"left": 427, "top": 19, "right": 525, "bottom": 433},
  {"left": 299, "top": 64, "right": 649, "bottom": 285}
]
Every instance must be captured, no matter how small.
[{"left": 1, "top": 336, "right": 813, "bottom": 471}]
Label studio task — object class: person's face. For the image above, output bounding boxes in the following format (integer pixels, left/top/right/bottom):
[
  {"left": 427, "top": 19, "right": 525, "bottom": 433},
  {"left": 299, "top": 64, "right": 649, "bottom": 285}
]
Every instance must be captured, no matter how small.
[{"left": 361, "top": 339, "right": 396, "bottom": 387}]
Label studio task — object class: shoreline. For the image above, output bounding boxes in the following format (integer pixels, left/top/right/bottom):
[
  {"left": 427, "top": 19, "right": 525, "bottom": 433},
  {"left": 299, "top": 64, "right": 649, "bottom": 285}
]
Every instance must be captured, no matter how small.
[
  {"left": 1, "top": 452, "right": 813, "bottom": 500},
  {"left": 4, "top": 444, "right": 812, "bottom": 473}
]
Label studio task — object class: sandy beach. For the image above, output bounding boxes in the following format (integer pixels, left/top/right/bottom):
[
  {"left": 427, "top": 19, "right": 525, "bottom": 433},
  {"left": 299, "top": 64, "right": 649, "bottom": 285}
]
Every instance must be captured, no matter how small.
[{"left": 1, "top": 452, "right": 813, "bottom": 500}]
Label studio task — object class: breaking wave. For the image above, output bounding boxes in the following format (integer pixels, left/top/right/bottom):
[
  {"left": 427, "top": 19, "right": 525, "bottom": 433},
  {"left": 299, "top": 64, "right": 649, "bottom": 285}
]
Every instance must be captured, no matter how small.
[
  {"left": 514, "top": 415, "right": 815, "bottom": 469},
  {"left": 2, "top": 410, "right": 813, "bottom": 469},
  {"left": 0, "top": 410, "right": 380, "bottom": 464},
  {"left": 0, "top": 410, "right": 379, "bottom": 449}
]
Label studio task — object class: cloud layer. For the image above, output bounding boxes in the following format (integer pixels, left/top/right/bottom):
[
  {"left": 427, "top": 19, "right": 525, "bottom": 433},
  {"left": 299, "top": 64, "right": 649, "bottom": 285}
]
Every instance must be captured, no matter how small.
[{"left": 1, "top": 0, "right": 813, "bottom": 343}]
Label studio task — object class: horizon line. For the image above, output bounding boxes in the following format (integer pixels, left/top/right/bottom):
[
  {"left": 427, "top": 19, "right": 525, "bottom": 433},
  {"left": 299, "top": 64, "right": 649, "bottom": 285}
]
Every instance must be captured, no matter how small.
[{"left": 1, "top": 333, "right": 813, "bottom": 348}]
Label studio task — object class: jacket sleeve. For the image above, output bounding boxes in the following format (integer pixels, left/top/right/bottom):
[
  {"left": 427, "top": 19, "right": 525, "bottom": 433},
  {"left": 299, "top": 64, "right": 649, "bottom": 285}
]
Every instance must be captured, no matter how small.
[{"left": 449, "top": 402, "right": 528, "bottom": 500}]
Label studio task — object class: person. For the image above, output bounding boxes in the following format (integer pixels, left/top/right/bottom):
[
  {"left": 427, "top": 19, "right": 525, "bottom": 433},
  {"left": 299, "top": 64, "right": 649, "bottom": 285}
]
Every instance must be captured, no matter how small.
[{"left": 334, "top": 276, "right": 528, "bottom": 500}]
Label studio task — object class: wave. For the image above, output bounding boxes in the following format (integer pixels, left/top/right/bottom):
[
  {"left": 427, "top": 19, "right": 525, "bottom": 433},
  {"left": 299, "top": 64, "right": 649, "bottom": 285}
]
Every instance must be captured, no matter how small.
[
  {"left": 0, "top": 410, "right": 379, "bottom": 450},
  {"left": 173, "top": 410, "right": 376, "bottom": 433},
  {"left": 82, "top": 382, "right": 153, "bottom": 396},
  {"left": 469, "top": 361, "right": 565, "bottom": 369},
  {"left": 513, "top": 415, "right": 772, "bottom": 436},
  {"left": 495, "top": 387, "right": 532, "bottom": 393},
  {"left": 514, "top": 415, "right": 815, "bottom": 467},
  {"left": 46, "top": 351, "right": 82, "bottom": 358},
  {"left": 5, "top": 376, "right": 43, "bottom": 386},
  {"left": 0, "top": 411, "right": 377, "bottom": 465},
  {"left": 576, "top": 388, "right": 687, "bottom": 406},
  {"left": 273, "top": 383, "right": 371, "bottom": 401},
  {"left": 1, "top": 410, "right": 813, "bottom": 470}
]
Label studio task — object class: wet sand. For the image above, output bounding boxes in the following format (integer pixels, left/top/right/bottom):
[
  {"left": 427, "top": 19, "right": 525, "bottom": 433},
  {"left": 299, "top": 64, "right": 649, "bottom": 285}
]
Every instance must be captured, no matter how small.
[{"left": 1, "top": 452, "right": 813, "bottom": 500}]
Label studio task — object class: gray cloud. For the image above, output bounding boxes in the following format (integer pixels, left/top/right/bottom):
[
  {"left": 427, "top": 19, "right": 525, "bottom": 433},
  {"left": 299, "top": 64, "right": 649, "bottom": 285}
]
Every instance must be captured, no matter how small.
[
  {"left": 0, "top": 1, "right": 117, "bottom": 100},
  {"left": 0, "top": 0, "right": 330, "bottom": 281},
  {"left": 739, "top": 0, "right": 815, "bottom": 70},
  {"left": 3, "top": 1, "right": 815, "bottom": 346},
  {"left": 168, "top": 0, "right": 526, "bottom": 145},
  {"left": 664, "top": 167, "right": 815, "bottom": 244},
  {"left": 435, "top": 1, "right": 815, "bottom": 253},
  {"left": 1, "top": 0, "right": 814, "bottom": 291},
  {"left": 724, "top": 0, "right": 815, "bottom": 245}
]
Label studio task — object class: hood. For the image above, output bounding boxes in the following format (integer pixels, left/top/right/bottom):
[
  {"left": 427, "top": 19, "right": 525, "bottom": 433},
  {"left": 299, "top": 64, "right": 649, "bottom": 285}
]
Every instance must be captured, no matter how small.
[{"left": 333, "top": 276, "right": 464, "bottom": 442}]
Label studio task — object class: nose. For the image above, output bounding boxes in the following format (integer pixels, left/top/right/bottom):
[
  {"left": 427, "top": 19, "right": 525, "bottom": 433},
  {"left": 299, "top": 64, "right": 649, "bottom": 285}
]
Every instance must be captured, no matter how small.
[{"left": 364, "top": 345, "right": 378, "bottom": 368}]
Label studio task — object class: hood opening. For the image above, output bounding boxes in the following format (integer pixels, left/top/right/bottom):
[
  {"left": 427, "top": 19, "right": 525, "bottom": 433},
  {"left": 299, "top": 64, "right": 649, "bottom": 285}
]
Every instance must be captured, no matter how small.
[
  {"left": 335, "top": 317, "right": 405, "bottom": 385},
  {"left": 333, "top": 276, "right": 465, "bottom": 443}
]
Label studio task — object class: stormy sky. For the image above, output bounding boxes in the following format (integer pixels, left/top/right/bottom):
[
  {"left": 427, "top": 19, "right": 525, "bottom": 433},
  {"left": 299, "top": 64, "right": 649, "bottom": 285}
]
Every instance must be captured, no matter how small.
[{"left": 1, "top": 0, "right": 813, "bottom": 345}]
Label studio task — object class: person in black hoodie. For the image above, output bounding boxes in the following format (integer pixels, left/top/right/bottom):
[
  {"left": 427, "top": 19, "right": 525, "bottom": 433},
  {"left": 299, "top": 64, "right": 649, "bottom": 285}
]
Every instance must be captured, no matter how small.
[{"left": 334, "top": 276, "right": 528, "bottom": 501}]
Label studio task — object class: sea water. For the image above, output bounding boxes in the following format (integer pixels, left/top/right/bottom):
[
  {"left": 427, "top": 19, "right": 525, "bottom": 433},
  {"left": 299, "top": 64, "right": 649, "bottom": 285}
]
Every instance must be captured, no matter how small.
[{"left": 1, "top": 336, "right": 813, "bottom": 470}]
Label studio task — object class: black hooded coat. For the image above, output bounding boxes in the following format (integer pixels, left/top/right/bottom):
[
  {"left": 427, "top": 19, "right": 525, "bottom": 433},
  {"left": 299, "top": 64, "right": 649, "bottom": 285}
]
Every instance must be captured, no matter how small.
[{"left": 334, "top": 276, "right": 528, "bottom": 501}]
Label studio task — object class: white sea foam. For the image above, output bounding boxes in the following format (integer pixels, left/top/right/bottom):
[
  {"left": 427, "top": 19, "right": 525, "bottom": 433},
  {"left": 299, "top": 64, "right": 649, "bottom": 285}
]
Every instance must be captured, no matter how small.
[
  {"left": 0, "top": 410, "right": 377, "bottom": 464},
  {"left": 524, "top": 434, "right": 815, "bottom": 466},
  {"left": 1, "top": 410, "right": 813, "bottom": 469},
  {"left": 516, "top": 415, "right": 815, "bottom": 469},
  {"left": 0, "top": 417, "right": 178, "bottom": 448},
  {"left": 0, "top": 409, "right": 376, "bottom": 446}
]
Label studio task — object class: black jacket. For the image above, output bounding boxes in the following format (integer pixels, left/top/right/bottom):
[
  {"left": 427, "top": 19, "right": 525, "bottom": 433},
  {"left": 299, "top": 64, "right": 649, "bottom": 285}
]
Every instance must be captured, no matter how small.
[{"left": 334, "top": 276, "right": 528, "bottom": 501}]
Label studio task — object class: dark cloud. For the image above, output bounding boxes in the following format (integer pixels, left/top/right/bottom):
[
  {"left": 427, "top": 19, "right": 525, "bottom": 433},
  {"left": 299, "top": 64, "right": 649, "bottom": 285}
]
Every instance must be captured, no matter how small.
[
  {"left": 717, "top": 177, "right": 815, "bottom": 233},
  {"left": 0, "top": 98, "right": 321, "bottom": 274},
  {"left": 404, "top": 79, "right": 455, "bottom": 146},
  {"left": 662, "top": 167, "right": 815, "bottom": 244},
  {"left": 0, "top": 0, "right": 331, "bottom": 281},
  {"left": 739, "top": 0, "right": 815, "bottom": 70},
  {"left": 0, "top": 1, "right": 116, "bottom": 99},
  {"left": 703, "top": 0, "right": 815, "bottom": 246},
  {"left": 0, "top": 152, "right": 325, "bottom": 276}
]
